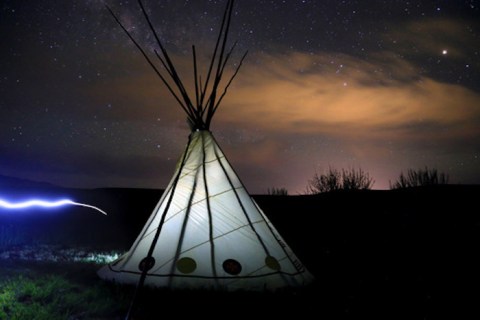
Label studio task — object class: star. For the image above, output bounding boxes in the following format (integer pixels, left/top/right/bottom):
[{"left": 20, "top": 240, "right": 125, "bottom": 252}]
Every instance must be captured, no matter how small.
[{"left": 0, "top": 0, "right": 479, "bottom": 192}]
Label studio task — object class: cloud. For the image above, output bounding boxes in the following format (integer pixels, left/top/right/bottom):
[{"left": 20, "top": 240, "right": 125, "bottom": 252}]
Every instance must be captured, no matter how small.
[
  {"left": 217, "top": 51, "right": 480, "bottom": 142},
  {"left": 76, "top": 35, "right": 480, "bottom": 191},
  {"left": 85, "top": 17, "right": 480, "bottom": 143}
]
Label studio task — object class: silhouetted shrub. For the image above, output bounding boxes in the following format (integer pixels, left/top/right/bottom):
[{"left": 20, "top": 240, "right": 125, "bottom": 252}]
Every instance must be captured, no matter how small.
[
  {"left": 390, "top": 167, "right": 449, "bottom": 189},
  {"left": 341, "top": 168, "right": 375, "bottom": 191},
  {"left": 306, "top": 167, "right": 374, "bottom": 194},
  {"left": 267, "top": 187, "right": 288, "bottom": 196},
  {"left": 306, "top": 167, "right": 341, "bottom": 194}
]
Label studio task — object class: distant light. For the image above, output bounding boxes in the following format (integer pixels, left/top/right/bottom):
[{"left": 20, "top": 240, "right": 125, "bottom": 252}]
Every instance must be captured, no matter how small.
[
  {"left": 442, "top": 49, "right": 448, "bottom": 55},
  {"left": 0, "top": 198, "right": 107, "bottom": 215},
  {"left": 77, "top": 252, "right": 121, "bottom": 264}
]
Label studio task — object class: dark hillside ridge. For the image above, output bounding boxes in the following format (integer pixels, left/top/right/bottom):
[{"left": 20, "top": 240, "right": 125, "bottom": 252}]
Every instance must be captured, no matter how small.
[
  {"left": 0, "top": 174, "right": 58, "bottom": 189},
  {"left": 1, "top": 180, "right": 478, "bottom": 317},
  {"left": 255, "top": 185, "right": 479, "bottom": 317}
]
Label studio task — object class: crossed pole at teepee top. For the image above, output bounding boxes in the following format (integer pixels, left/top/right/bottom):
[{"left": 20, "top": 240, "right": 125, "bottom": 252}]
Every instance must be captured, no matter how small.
[{"left": 106, "top": 1, "right": 246, "bottom": 318}]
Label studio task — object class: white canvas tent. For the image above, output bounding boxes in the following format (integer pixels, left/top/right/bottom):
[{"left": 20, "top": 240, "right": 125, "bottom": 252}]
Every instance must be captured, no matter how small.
[
  {"left": 98, "top": 0, "right": 313, "bottom": 292},
  {"left": 98, "top": 130, "right": 313, "bottom": 290}
]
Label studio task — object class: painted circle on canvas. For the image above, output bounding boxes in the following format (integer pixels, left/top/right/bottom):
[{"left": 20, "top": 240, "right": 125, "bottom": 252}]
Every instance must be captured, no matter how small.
[
  {"left": 223, "top": 259, "right": 242, "bottom": 275},
  {"left": 176, "top": 257, "right": 197, "bottom": 274},
  {"left": 265, "top": 256, "right": 281, "bottom": 271},
  {"left": 138, "top": 256, "right": 155, "bottom": 272}
]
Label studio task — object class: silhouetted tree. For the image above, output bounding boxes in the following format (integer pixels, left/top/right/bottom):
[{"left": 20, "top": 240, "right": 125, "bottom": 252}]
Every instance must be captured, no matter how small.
[
  {"left": 390, "top": 167, "right": 449, "bottom": 189},
  {"left": 341, "top": 168, "right": 375, "bottom": 191},
  {"left": 306, "top": 167, "right": 341, "bottom": 194},
  {"left": 306, "top": 167, "right": 374, "bottom": 194}
]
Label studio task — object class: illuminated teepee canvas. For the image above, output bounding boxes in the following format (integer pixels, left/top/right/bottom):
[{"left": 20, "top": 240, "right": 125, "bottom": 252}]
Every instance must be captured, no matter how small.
[{"left": 98, "top": 0, "right": 313, "bottom": 291}]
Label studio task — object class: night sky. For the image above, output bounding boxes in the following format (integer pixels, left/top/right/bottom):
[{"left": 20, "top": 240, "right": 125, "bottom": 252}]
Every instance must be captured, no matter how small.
[{"left": 1, "top": 1, "right": 479, "bottom": 193}]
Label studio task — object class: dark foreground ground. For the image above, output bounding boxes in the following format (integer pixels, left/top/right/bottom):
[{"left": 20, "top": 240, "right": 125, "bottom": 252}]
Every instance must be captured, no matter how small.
[{"left": 1, "top": 178, "right": 479, "bottom": 319}]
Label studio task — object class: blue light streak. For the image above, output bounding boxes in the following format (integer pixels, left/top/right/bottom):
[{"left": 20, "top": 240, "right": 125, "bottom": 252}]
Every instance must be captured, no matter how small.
[{"left": 0, "top": 198, "right": 107, "bottom": 215}]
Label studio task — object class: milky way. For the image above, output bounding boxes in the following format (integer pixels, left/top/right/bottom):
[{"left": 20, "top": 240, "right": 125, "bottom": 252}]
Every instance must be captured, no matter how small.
[{"left": 1, "top": 1, "right": 479, "bottom": 192}]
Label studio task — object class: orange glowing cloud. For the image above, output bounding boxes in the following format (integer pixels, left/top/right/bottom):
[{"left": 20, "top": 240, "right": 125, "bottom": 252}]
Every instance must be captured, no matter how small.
[
  {"left": 88, "top": 41, "right": 480, "bottom": 144},
  {"left": 216, "top": 51, "right": 480, "bottom": 141}
]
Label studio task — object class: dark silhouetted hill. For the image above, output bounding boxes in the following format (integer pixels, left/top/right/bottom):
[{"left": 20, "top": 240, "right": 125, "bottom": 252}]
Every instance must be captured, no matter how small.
[
  {"left": 0, "top": 174, "right": 58, "bottom": 189},
  {"left": 1, "top": 181, "right": 479, "bottom": 318}
]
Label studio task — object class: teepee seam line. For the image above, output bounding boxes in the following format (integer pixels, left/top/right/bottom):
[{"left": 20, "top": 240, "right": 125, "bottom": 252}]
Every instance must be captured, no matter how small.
[
  {"left": 212, "top": 137, "right": 272, "bottom": 256},
  {"left": 201, "top": 131, "right": 219, "bottom": 279},
  {"left": 107, "top": 264, "right": 307, "bottom": 279},
  {"left": 168, "top": 145, "right": 203, "bottom": 282},
  {"left": 149, "top": 219, "right": 266, "bottom": 273}
]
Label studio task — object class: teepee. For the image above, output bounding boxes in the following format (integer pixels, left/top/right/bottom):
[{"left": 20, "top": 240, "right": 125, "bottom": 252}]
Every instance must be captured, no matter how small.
[{"left": 98, "top": 0, "right": 313, "bottom": 291}]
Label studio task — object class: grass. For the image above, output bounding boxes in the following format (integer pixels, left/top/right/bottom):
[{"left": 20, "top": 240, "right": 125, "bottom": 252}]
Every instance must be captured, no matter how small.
[
  {"left": 0, "top": 261, "right": 130, "bottom": 319},
  {"left": 0, "top": 258, "right": 316, "bottom": 319}
]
